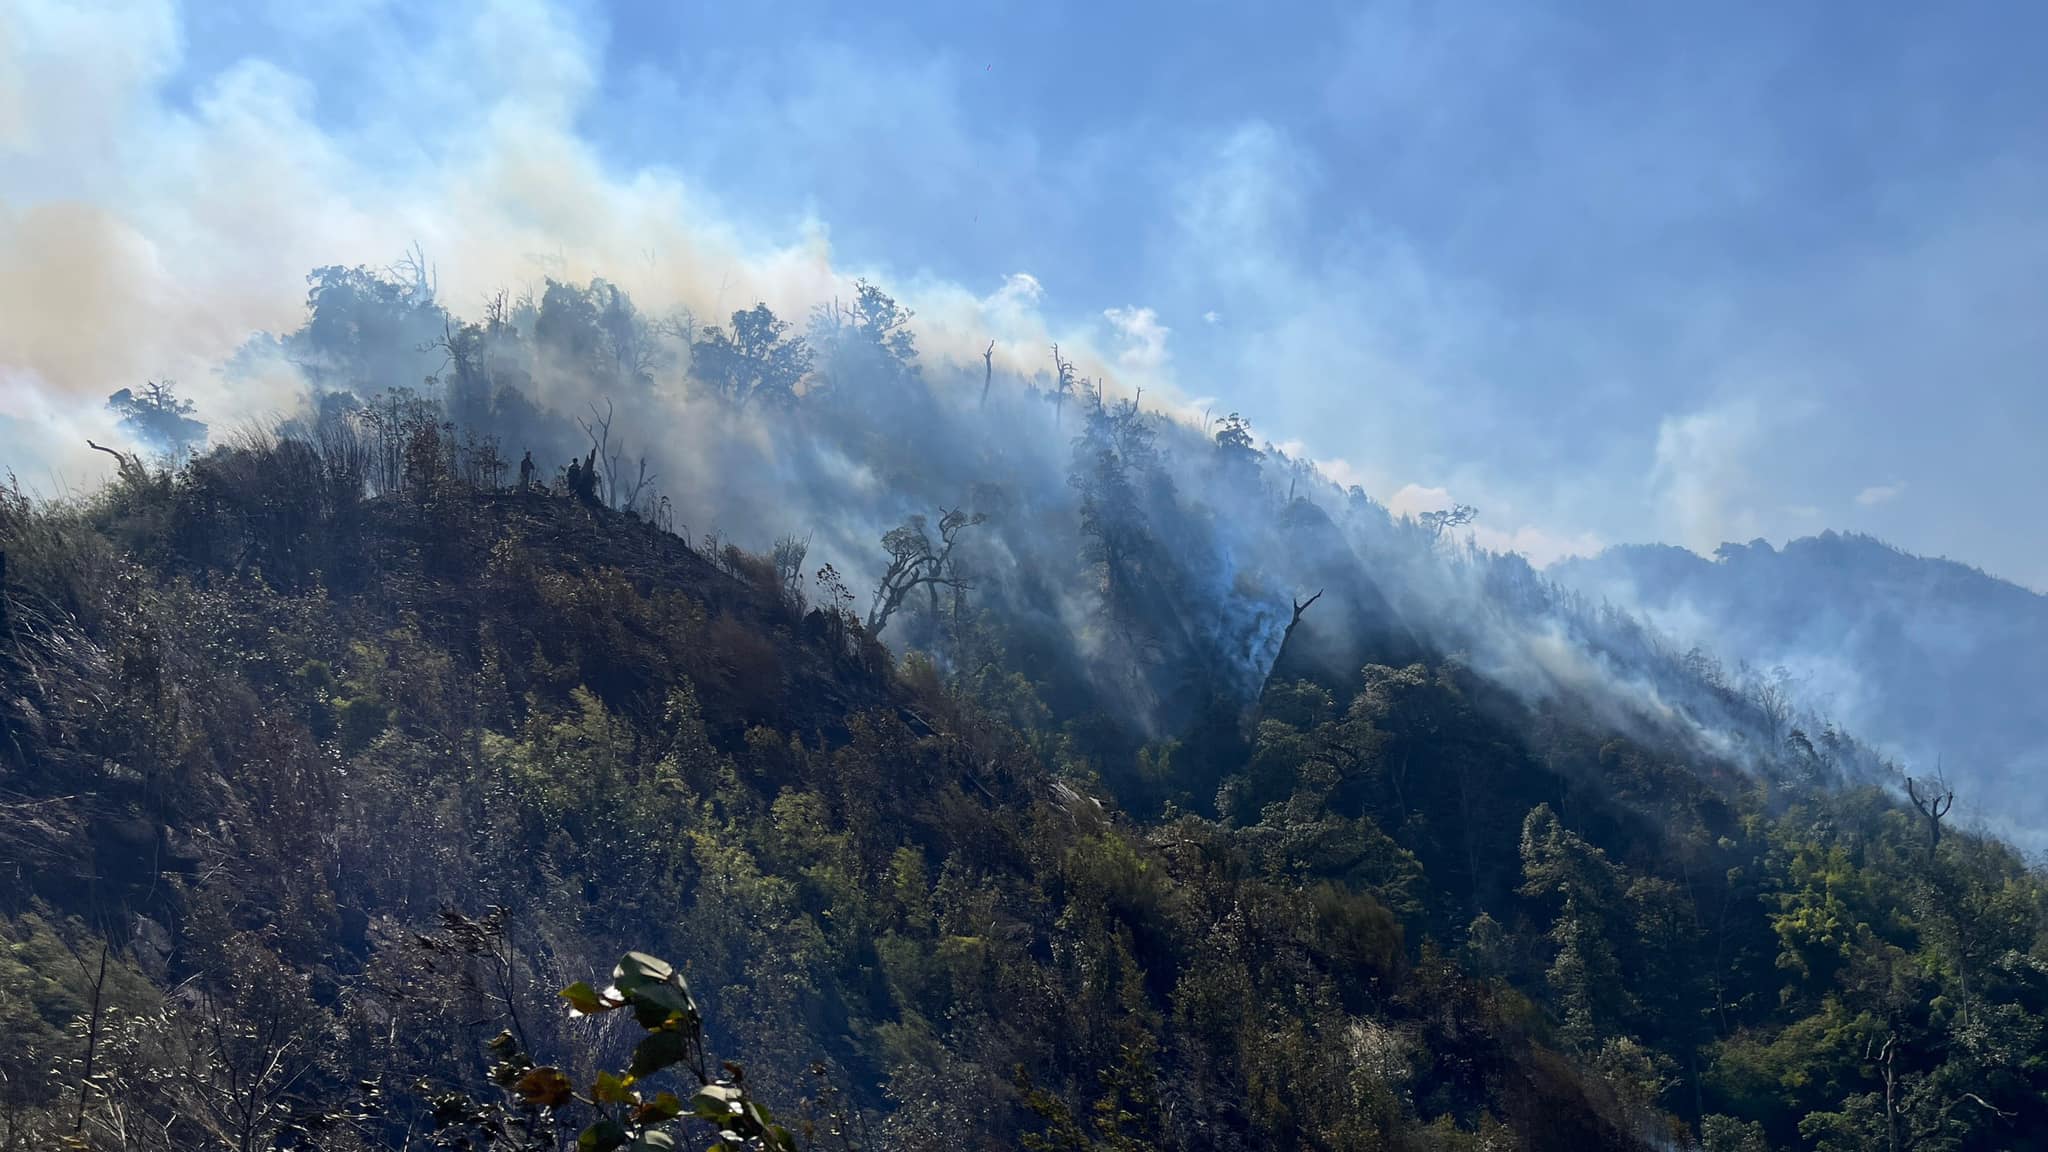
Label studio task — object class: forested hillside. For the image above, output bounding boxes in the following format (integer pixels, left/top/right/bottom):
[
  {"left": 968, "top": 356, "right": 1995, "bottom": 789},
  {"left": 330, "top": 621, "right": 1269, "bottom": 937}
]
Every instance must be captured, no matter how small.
[
  {"left": 2, "top": 267, "right": 2044, "bottom": 1150},
  {"left": 1554, "top": 537, "right": 2048, "bottom": 844}
]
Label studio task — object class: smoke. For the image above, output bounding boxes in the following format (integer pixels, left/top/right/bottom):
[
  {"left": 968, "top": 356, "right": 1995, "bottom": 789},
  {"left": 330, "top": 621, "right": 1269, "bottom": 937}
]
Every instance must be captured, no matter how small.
[
  {"left": 1553, "top": 537, "right": 2048, "bottom": 848},
  {"left": 0, "top": 0, "right": 1158, "bottom": 486},
  {"left": 1, "top": 0, "right": 1958, "bottom": 823},
  {"left": 1648, "top": 399, "right": 1767, "bottom": 553}
]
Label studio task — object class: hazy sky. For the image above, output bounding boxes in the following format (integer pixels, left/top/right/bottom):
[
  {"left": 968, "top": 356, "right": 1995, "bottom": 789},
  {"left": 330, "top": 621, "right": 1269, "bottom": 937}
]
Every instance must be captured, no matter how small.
[{"left": 6, "top": 0, "right": 2046, "bottom": 585}]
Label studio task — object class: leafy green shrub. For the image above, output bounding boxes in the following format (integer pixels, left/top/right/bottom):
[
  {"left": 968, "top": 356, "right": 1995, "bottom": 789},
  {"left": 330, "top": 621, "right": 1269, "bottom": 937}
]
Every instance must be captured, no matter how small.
[{"left": 431, "top": 952, "right": 797, "bottom": 1151}]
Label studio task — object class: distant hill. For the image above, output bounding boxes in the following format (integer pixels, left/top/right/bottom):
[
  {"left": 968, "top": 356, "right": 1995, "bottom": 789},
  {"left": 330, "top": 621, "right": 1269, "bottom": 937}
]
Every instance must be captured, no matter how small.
[{"left": 1554, "top": 532, "right": 2048, "bottom": 842}]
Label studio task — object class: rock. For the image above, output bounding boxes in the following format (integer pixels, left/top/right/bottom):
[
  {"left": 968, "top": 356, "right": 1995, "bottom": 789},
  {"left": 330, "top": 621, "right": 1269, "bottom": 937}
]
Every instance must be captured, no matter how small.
[{"left": 132, "top": 913, "right": 173, "bottom": 981}]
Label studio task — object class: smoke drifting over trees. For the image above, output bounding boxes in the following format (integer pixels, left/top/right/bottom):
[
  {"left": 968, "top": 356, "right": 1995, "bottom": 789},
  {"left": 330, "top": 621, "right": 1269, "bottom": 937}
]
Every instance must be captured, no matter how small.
[
  {"left": 8, "top": 253, "right": 2044, "bottom": 1152},
  {"left": 1557, "top": 537, "right": 2048, "bottom": 845},
  {"left": 77, "top": 255, "right": 1901, "bottom": 797},
  {"left": 9, "top": 5, "right": 2048, "bottom": 1148},
  {"left": 104, "top": 381, "right": 207, "bottom": 460}
]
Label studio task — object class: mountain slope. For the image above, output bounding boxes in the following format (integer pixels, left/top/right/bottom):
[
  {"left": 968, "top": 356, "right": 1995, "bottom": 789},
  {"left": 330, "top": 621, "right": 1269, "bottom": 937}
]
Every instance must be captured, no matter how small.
[
  {"left": 3, "top": 267, "right": 2045, "bottom": 1150},
  {"left": 1554, "top": 533, "right": 2048, "bottom": 839},
  {"left": 2, "top": 443, "right": 2045, "bottom": 1151}
]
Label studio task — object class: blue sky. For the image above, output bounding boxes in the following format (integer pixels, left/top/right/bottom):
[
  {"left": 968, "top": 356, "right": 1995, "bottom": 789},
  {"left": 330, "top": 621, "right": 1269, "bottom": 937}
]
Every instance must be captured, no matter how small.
[{"left": 7, "top": 0, "right": 2047, "bottom": 585}]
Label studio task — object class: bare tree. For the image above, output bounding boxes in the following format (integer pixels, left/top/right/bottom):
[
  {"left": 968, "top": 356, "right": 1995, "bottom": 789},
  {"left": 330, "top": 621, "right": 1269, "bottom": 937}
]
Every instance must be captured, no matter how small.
[
  {"left": 868, "top": 508, "right": 986, "bottom": 636},
  {"left": 390, "top": 238, "right": 438, "bottom": 301},
  {"left": 981, "top": 339, "right": 996, "bottom": 407},
  {"left": 772, "top": 533, "right": 811, "bottom": 611},
  {"left": 1746, "top": 664, "right": 1797, "bottom": 750},
  {"left": 1282, "top": 589, "right": 1324, "bottom": 648},
  {"left": 1862, "top": 1027, "right": 2012, "bottom": 1152},
  {"left": 483, "top": 286, "right": 513, "bottom": 334},
  {"left": 1050, "top": 345, "right": 1078, "bottom": 427},
  {"left": 61, "top": 933, "right": 113, "bottom": 1138},
  {"left": 577, "top": 398, "right": 657, "bottom": 513},
  {"left": 86, "top": 438, "right": 141, "bottom": 473},
  {"left": 68, "top": 938, "right": 331, "bottom": 1152},
  {"left": 1258, "top": 590, "right": 1324, "bottom": 699},
  {"left": 1904, "top": 764, "right": 1983, "bottom": 1030},
  {"left": 654, "top": 306, "right": 698, "bottom": 346},
  {"left": 1905, "top": 766, "right": 1954, "bottom": 858}
]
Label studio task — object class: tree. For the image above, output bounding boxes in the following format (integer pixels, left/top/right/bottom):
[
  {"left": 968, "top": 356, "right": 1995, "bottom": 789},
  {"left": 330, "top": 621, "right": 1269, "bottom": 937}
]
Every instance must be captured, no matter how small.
[
  {"left": 1519, "top": 804, "right": 1630, "bottom": 1052},
  {"left": 577, "top": 398, "right": 657, "bottom": 514},
  {"left": 1700, "top": 1114, "right": 1770, "bottom": 1152},
  {"left": 1258, "top": 590, "right": 1323, "bottom": 698},
  {"left": 1212, "top": 413, "right": 1260, "bottom": 476},
  {"left": 293, "top": 262, "right": 446, "bottom": 394},
  {"left": 692, "top": 305, "right": 813, "bottom": 409},
  {"left": 593, "top": 280, "right": 662, "bottom": 389},
  {"left": 1280, "top": 590, "right": 1322, "bottom": 649},
  {"left": 1800, "top": 1027, "right": 2017, "bottom": 1152},
  {"left": 54, "top": 934, "right": 335, "bottom": 1152},
  {"left": 349, "top": 386, "right": 448, "bottom": 499},
  {"left": 534, "top": 278, "right": 663, "bottom": 392},
  {"left": 1070, "top": 391, "right": 1161, "bottom": 614},
  {"left": 1741, "top": 662, "right": 1798, "bottom": 751},
  {"left": 811, "top": 281, "right": 916, "bottom": 374},
  {"left": 772, "top": 533, "right": 810, "bottom": 610},
  {"left": 807, "top": 282, "right": 919, "bottom": 407},
  {"left": 1904, "top": 769, "right": 1954, "bottom": 858},
  {"left": 534, "top": 278, "right": 605, "bottom": 375},
  {"left": 1049, "top": 345, "right": 1079, "bottom": 426},
  {"left": 1418, "top": 504, "right": 1476, "bottom": 543},
  {"left": 106, "top": 381, "right": 207, "bottom": 459},
  {"left": 867, "top": 508, "right": 985, "bottom": 636}
]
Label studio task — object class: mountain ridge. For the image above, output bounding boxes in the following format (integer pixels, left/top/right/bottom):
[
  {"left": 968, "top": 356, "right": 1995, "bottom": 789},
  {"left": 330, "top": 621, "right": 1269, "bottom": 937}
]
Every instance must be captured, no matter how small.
[
  {"left": 1, "top": 267, "right": 2043, "bottom": 1150},
  {"left": 1553, "top": 529, "right": 2048, "bottom": 844}
]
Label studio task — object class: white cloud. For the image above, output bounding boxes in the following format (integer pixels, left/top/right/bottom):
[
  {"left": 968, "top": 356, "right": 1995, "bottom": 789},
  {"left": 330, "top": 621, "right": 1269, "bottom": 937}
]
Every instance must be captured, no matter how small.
[{"left": 1855, "top": 481, "right": 1906, "bottom": 506}]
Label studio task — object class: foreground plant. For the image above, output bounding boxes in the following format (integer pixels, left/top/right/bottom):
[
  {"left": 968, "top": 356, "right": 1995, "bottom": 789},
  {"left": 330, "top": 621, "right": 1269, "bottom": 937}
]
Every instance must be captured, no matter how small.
[{"left": 428, "top": 952, "right": 796, "bottom": 1151}]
